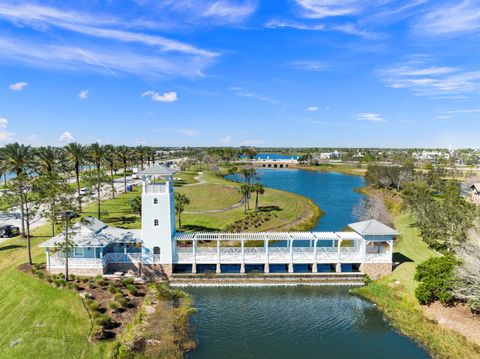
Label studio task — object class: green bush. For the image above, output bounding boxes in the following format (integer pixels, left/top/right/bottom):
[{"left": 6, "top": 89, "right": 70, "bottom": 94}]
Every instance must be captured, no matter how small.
[
  {"left": 126, "top": 284, "right": 138, "bottom": 295},
  {"left": 36, "top": 271, "right": 45, "bottom": 280},
  {"left": 80, "top": 277, "right": 89, "bottom": 283},
  {"left": 109, "top": 301, "right": 119, "bottom": 311},
  {"left": 117, "top": 298, "right": 128, "bottom": 308},
  {"left": 33, "top": 263, "right": 41, "bottom": 270},
  {"left": 414, "top": 256, "right": 456, "bottom": 305},
  {"left": 122, "top": 277, "right": 134, "bottom": 287},
  {"left": 94, "top": 314, "right": 112, "bottom": 327},
  {"left": 114, "top": 292, "right": 125, "bottom": 300},
  {"left": 108, "top": 284, "right": 117, "bottom": 294},
  {"left": 88, "top": 301, "right": 101, "bottom": 312},
  {"left": 95, "top": 277, "right": 106, "bottom": 286}
]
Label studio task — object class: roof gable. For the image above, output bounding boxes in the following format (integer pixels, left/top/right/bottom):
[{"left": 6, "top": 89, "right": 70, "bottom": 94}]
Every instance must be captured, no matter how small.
[
  {"left": 348, "top": 219, "right": 399, "bottom": 236},
  {"left": 137, "top": 163, "right": 177, "bottom": 176}
]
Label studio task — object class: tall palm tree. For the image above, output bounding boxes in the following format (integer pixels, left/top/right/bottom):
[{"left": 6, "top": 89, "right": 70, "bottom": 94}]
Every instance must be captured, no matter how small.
[
  {"left": 240, "top": 183, "right": 252, "bottom": 214},
  {"left": 103, "top": 144, "right": 117, "bottom": 199},
  {"left": 136, "top": 145, "right": 147, "bottom": 170},
  {"left": 174, "top": 192, "right": 190, "bottom": 229},
  {"left": 35, "top": 146, "right": 66, "bottom": 175},
  {"left": 88, "top": 143, "right": 106, "bottom": 219},
  {"left": 65, "top": 142, "right": 87, "bottom": 212},
  {"left": 116, "top": 145, "right": 131, "bottom": 193},
  {"left": 146, "top": 146, "right": 156, "bottom": 166},
  {"left": 2, "top": 143, "right": 33, "bottom": 263},
  {"left": 253, "top": 182, "right": 265, "bottom": 211}
]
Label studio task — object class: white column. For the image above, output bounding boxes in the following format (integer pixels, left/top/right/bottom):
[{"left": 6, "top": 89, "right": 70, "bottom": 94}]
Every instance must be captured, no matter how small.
[
  {"left": 192, "top": 240, "right": 197, "bottom": 274},
  {"left": 216, "top": 240, "right": 221, "bottom": 273},
  {"left": 46, "top": 248, "right": 50, "bottom": 269},
  {"left": 264, "top": 237, "right": 269, "bottom": 273},
  {"left": 240, "top": 237, "right": 245, "bottom": 273},
  {"left": 362, "top": 240, "right": 367, "bottom": 263},
  {"left": 288, "top": 239, "right": 294, "bottom": 273},
  {"left": 337, "top": 239, "right": 342, "bottom": 261},
  {"left": 312, "top": 239, "right": 318, "bottom": 273},
  {"left": 388, "top": 241, "right": 393, "bottom": 262}
]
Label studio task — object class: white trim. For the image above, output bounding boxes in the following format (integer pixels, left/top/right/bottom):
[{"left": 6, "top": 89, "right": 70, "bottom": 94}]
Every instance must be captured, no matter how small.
[{"left": 73, "top": 247, "right": 85, "bottom": 257}]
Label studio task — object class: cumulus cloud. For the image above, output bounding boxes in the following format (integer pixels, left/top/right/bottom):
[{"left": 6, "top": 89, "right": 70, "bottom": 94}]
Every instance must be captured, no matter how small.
[
  {"left": 59, "top": 131, "right": 74, "bottom": 143},
  {"left": 306, "top": 106, "right": 319, "bottom": 112},
  {"left": 8, "top": 81, "right": 28, "bottom": 91},
  {"left": 356, "top": 113, "right": 384, "bottom": 122},
  {"left": 78, "top": 89, "right": 89, "bottom": 99},
  {"left": 142, "top": 90, "right": 178, "bottom": 102},
  {"left": 0, "top": 117, "right": 13, "bottom": 141},
  {"left": 220, "top": 135, "right": 232, "bottom": 144}
]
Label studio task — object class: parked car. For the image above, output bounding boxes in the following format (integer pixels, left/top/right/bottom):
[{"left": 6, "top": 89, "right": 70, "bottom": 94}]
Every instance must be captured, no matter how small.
[
  {"left": 0, "top": 225, "right": 20, "bottom": 238},
  {"left": 64, "top": 211, "right": 80, "bottom": 220}
]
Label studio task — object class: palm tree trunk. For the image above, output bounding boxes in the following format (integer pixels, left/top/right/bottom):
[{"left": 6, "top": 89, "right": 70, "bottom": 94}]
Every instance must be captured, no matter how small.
[
  {"left": 19, "top": 185, "right": 26, "bottom": 237},
  {"left": 255, "top": 191, "right": 259, "bottom": 211},
  {"left": 123, "top": 162, "right": 127, "bottom": 193},
  {"left": 110, "top": 166, "right": 115, "bottom": 199},
  {"left": 97, "top": 163, "right": 101, "bottom": 219},
  {"left": 244, "top": 197, "right": 247, "bottom": 214},
  {"left": 24, "top": 200, "right": 32, "bottom": 265},
  {"left": 75, "top": 163, "right": 82, "bottom": 212},
  {"left": 65, "top": 224, "right": 69, "bottom": 281},
  {"left": 178, "top": 214, "right": 182, "bottom": 229}
]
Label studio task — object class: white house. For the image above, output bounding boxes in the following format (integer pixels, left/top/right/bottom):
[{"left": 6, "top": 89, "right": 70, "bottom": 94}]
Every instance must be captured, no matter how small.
[{"left": 40, "top": 164, "right": 399, "bottom": 280}]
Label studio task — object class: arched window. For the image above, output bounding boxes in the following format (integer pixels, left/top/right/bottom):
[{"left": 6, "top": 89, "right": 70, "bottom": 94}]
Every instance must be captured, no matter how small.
[
  {"left": 153, "top": 198, "right": 158, "bottom": 205},
  {"left": 153, "top": 246, "right": 161, "bottom": 255}
]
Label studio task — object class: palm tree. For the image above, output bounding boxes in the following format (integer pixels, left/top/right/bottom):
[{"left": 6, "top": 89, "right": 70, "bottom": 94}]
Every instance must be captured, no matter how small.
[
  {"left": 146, "top": 147, "right": 156, "bottom": 166},
  {"left": 116, "top": 145, "right": 131, "bottom": 193},
  {"left": 35, "top": 146, "right": 62, "bottom": 175},
  {"left": 136, "top": 145, "right": 147, "bottom": 170},
  {"left": 88, "top": 143, "right": 106, "bottom": 219},
  {"left": 253, "top": 182, "right": 265, "bottom": 211},
  {"left": 174, "top": 192, "right": 190, "bottom": 229},
  {"left": 240, "top": 183, "right": 252, "bottom": 213},
  {"left": 1, "top": 143, "right": 34, "bottom": 263},
  {"left": 65, "top": 142, "right": 87, "bottom": 212},
  {"left": 103, "top": 144, "right": 117, "bottom": 199},
  {"left": 240, "top": 168, "right": 256, "bottom": 183}
]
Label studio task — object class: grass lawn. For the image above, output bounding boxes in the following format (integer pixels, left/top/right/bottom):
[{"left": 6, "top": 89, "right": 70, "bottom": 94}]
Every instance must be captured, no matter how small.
[
  {"left": 176, "top": 183, "right": 242, "bottom": 211},
  {"left": 353, "top": 193, "right": 480, "bottom": 358},
  {"left": 174, "top": 170, "right": 199, "bottom": 186},
  {"left": 0, "top": 227, "right": 109, "bottom": 358},
  {"left": 81, "top": 186, "right": 142, "bottom": 229}
]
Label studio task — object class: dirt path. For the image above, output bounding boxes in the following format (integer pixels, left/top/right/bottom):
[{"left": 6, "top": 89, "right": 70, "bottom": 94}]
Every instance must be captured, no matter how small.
[
  {"left": 183, "top": 171, "right": 205, "bottom": 186},
  {"left": 423, "top": 302, "right": 480, "bottom": 345}
]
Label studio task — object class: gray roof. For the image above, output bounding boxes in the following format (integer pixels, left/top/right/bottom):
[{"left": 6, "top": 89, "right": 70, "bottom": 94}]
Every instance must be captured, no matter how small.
[
  {"left": 39, "top": 216, "right": 142, "bottom": 248},
  {"left": 348, "top": 219, "right": 400, "bottom": 236},
  {"left": 137, "top": 163, "right": 177, "bottom": 176}
]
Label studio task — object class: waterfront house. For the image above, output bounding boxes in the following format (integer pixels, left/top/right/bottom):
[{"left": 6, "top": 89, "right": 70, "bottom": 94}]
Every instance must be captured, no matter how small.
[{"left": 40, "top": 164, "right": 400, "bottom": 280}]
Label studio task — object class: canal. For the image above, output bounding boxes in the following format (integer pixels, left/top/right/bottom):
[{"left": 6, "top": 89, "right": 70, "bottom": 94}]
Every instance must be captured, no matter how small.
[{"left": 185, "top": 169, "right": 430, "bottom": 359}]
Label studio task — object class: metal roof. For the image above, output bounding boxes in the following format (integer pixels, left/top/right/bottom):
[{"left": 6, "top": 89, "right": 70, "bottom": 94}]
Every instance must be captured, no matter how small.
[
  {"left": 39, "top": 216, "right": 142, "bottom": 248},
  {"left": 348, "top": 219, "right": 399, "bottom": 236},
  {"left": 174, "top": 231, "right": 362, "bottom": 241},
  {"left": 137, "top": 163, "right": 177, "bottom": 176}
]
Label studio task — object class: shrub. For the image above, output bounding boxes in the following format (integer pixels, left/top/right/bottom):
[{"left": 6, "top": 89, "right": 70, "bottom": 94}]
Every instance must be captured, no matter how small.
[
  {"left": 33, "top": 263, "right": 41, "bottom": 270},
  {"left": 69, "top": 274, "right": 76, "bottom": 281},
  {"left": 80, "top": 277, "right": 89, "bottom": 283},
  {"left": 67, "top": 282, "right": 75, "bottom": 290},
  {"left": 126, "top": 284, "right": 138, "bottom": 295},
  {"left": 88, "top": 301, "right": 101, "bottom": 312},
  {"left": 46, "top": 275, "right": 53, "bottom": 283},
  {"left": 109, "top": 301, "right": 119, "bottom": 311},
  {"left": 122, "top": 277, "right": 135, "bottom": 287},
  {"left": 107, "top": 284, "right": 117, "bottom": 294},
  {"left": 117, "top": 298, "right": 128, "bottom": 308},
  {"left": 36, "top": 271, "right": 45, "bottom": 280},
  {"left": 114, "top": 292, "right": 125, "bottom": 301},
  {"left": 95, "top": 277, "right": 106, "bottom": 286},
  {"left": 94, "top": 314, "right": 112, "bottom": 327},
  {"left": 415, "top": 256, "right": 456, "bottom": 305}
]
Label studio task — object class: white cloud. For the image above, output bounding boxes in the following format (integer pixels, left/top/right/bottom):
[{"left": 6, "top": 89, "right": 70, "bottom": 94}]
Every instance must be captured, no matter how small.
[
  {"left": 306, "top": 106, "right": 319, "bottom": 112},
  {"left": 0, "top": 4, "right": 217, "bottom": 78},
  {"left": 415, "top": 1, "right": 480, "bottom": 36},
  {"left": 220, "top": 136, "right": 232, "bottom": 144},
  {"left": 8, "top": 81, "right": 28, "bottom": 91},
  {"left": 230, "top": 86, "right": 280, "bottom": 105},
  {"left": 356, "top": 113, "right": 384, "bottom": 122},
  {"left": 265, "top": 19, "right": 325, "bottom": 31},
  {"left": 290, "top": 61, "right": 327, "bottom": 72},
  {"left": 142, "top": 90, "right": 178, "bottom": 103},
  {"left": 381, "top": 61, "right": 480, "bottom": 98},
  {"left": 59, "top": 131, "right": 74, "bottom": 143},
  {"left": 0, "top": 117, "right": 13, "bottom": 142},
  {"left": 202, "top": 1, "right": 257, "bottom": 24},
  {"left": 176, "top": 129, "right": 197, "bottom": 136},
  {"left": 78, "top": 89, "right": 89, "bottom": 100},
  {"left": 294, "top": 0, "right": 364, "bottom": 19}
]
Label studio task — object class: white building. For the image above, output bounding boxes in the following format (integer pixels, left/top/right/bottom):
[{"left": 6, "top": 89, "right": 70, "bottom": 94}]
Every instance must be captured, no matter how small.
[{"left": 40, "top": 164, "right": 399, "bottom": 280}]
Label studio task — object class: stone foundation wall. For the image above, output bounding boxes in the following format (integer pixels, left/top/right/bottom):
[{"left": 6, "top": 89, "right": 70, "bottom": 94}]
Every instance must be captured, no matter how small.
[
  {"left": 359, "top": 263, "right": 392, "bottom": 280},
  {"left": 105, "top": 263, "right": 140, "bottom": 275},
  {"left": 142, "top": 264, "right": 172, "bottom": 281},
  {"left": 48, "top": 267, "right": 104, "bottom": 277}
]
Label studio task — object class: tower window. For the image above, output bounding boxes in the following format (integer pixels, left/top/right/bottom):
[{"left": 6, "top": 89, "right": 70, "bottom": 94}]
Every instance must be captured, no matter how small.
[
  {"left": 154, "top": 219, "right": 159, "bottom": 226},
  {"left": 153, "top": 198, "right": 158, "bottom": 205}
]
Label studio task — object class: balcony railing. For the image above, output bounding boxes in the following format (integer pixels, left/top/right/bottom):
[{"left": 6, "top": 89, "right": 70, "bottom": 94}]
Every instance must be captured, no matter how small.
[{"left": 48, "top": 255, "right": 103, "bottom": 269}]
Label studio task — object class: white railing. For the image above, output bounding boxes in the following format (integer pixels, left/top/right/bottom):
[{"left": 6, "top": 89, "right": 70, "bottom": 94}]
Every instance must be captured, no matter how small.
[
  {"left": 103, "top": 253, "right": 143, "bottom": 263},
  {"left": 49, "top": 255, "right": 103, "bottom": 269},
  {"left": 145, "top": 183, "right": 169, "bottom": 194},
  {"left": 365, "top": 253, "right": 391, "bottom": 263}
]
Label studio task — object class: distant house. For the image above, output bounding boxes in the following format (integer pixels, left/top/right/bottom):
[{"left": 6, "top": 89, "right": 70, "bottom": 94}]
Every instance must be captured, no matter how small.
[{"left": 469, "top": 183, "right": 480, "bottom": 205}]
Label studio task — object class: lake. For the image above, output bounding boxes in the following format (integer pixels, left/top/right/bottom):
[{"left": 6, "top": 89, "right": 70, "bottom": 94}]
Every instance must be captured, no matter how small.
[{"left": 185, "top": 169, "right": 429, "bottom": 359}]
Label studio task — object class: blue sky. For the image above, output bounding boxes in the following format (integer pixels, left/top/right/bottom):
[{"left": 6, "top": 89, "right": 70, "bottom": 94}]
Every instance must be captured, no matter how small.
[{"left": 0, "top": 0, "right": 479, "bottom": 148}]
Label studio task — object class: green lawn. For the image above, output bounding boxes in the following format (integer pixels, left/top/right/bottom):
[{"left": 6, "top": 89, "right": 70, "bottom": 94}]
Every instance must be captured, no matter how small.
[
  {"left": 354, "top": 210, "right": 480, "bottom": 358},
  {"left": 0, "top": 227, "right": 109, "bottom": 358},
  {"left": 174, "top": 170, "right": 199, "bottom": 186},
  {"left": 176, "top": 183, "right": 242, "bottom": 211}
]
